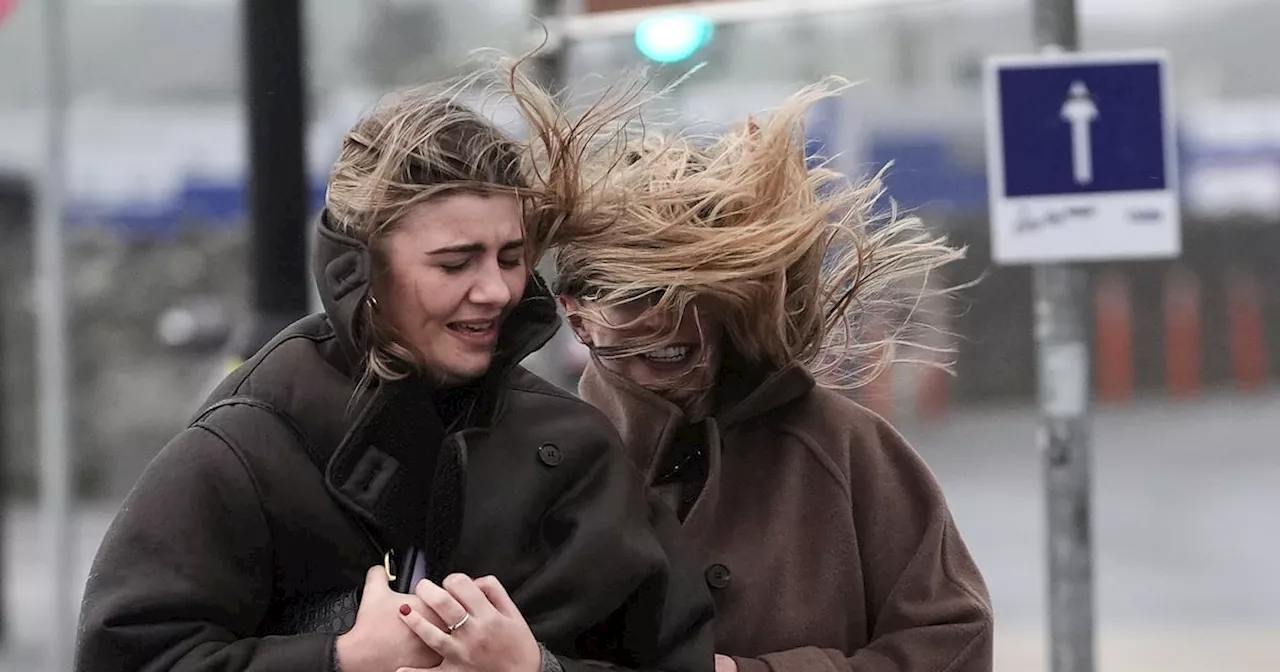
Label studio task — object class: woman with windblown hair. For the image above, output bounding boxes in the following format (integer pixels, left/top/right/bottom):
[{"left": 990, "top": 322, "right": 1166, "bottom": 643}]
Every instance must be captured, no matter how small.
[
  {"left": 551, "top": 79, "right": 994, "bottom": 672},
  {"left": 74, "top": 61, "right": 715, "bottom": 672}
]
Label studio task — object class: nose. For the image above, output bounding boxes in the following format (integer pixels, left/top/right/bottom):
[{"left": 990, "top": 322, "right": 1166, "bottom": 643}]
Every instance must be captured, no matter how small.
[
  {"left": 637, "top": 310, "right": 670, "bottom": 333},
  {"left": 468, "top": 262, "right": 513, "bottom": 307}
]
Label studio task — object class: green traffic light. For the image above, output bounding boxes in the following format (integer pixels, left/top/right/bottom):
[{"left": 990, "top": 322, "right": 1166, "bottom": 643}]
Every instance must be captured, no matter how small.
[{"left": 634, "top": 14, "right": 714, "bottom": 64}]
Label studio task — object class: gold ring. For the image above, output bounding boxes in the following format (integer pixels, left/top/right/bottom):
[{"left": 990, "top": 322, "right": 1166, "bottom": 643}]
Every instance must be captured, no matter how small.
[{"left": 383, "top": 551, "right": 397, "bottom": 582}]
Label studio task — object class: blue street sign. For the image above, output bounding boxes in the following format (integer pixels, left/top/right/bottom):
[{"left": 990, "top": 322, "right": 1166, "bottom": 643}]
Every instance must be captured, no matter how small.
[
  {"left": 998, "top": 61, "right": 1166, "bottom": 197},
  {"left": 984, "top": 51, "right": 1180, "bottom": 264}
]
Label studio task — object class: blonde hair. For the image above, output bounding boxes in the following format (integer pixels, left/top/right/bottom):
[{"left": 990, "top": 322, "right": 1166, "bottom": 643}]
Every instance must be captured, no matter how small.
[
  {"left": 551, "top": 77, "right": 967, "bottom": 390},
  {"left": 323, "top": 53, "right": 665, "bottom": 388}
]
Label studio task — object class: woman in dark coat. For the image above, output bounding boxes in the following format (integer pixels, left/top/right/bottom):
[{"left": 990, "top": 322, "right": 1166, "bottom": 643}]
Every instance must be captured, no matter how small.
[
  {"left": 73, "top": 73, "right": 715, "bottom": 672},
  {"left": 551, "top": 80, "right": 994, "bottom": 672}
]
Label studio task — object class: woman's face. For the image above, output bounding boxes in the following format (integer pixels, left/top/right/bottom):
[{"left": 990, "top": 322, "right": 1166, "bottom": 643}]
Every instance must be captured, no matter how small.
[
  {"left": 561, "top": 295, "right": 723, "bottom": 408},
  {"left": 374, "top": 193, "right": 528, "bottom": 385}
]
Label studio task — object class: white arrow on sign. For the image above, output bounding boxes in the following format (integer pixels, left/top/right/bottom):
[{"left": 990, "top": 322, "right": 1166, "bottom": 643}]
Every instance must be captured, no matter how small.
[{"left": 1060, "top": 80, "right": 1099, "bottom": 186}]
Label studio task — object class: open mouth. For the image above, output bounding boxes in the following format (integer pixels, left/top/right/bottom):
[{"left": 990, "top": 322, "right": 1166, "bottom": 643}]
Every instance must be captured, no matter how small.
[
  {"left": 448, "top": 319, "right": 498, "bottom": 341},
  {"left": 640, "top": 344, "right": 695, "bottom": 365}
]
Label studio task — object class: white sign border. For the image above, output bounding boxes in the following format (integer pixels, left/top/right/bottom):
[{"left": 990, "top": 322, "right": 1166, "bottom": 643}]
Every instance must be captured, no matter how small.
[{"left": 983, "top": 49, "right": 1181, "bottom": 265}]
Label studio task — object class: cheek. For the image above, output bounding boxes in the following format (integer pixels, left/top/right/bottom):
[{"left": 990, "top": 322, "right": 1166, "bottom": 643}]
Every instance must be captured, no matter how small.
[
  {"left": 583, "top": 324, "right": 624, "bottom": 348},
  {"left": 396, "top": 269, "right": 457, "bottom": 329},
  {"left": 505, "top": 270, "right": 527, "bottom": 306},
  {"left": 420, "top": 272, "right": 480, "bottom": 324},
  {"left": 697, "top": 321, "right": 724, "bottom": 344},
  {"left": 375, "top": 270, "right": 420, "bottom": 330}
]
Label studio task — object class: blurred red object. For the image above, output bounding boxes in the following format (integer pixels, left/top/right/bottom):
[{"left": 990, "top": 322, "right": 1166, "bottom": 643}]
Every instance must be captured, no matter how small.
[
  {"left": 1164, "top": 266, "right": 1202, "bottom": 399},
  {"left": 1095, "top": 270, "right": 1134, "bottom": 404},
  {"left": 1226, "top": 267, "right": 1269, "bottom": 392}
]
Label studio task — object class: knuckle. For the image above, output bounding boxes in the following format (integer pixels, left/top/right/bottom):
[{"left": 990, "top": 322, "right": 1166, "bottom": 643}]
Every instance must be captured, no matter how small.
[
  {"left": 442, "top": 573, "right": 471, "bottom": 591},
  {"left": 423, "top": 591, "right": 452, "bottom": 611}
]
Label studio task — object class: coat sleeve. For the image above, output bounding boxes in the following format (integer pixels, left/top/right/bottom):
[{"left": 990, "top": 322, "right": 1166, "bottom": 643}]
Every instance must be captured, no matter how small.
[
  {"left": 512, "top": 420, "right": 717, "bottom": 672},
  {"left": 74, "top": 426, "right": 335, "bottom": 672},
  {"left": 730, "top": 414, "right": 994, "bottom": 672}
]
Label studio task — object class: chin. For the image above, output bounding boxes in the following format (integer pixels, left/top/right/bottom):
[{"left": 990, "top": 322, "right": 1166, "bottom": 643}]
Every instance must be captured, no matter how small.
[{"left": 439, "top": 355, "right": 494, "bottom": 384}]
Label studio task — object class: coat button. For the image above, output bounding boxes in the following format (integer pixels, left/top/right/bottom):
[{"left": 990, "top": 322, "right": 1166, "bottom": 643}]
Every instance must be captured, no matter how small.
[
  {"left": 538, "top": 443, "right": 563, "bottom": 467},
  {"left": 705, "top": 563, "right": 731, "bottom": 590}
]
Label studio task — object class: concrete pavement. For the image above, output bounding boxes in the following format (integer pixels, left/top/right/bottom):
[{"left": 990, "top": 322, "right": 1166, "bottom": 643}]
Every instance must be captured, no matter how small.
[{"left": 900, "top": 392, "right": 1280, "bottom": 670}]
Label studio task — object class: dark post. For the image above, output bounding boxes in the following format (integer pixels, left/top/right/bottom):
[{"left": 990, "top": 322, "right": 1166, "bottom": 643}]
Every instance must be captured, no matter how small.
[
  {"left": 530, "top": 0, "right": 566, "bottom": 93},
  {"left": 234, "top": 0, "right": 311, "bottom": 361},
  {"left": 0, "top": 173, "right": 31, "bottom": 645}
]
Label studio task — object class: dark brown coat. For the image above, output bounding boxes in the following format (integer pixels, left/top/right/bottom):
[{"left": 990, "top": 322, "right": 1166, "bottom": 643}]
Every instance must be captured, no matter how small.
[
  {"left": 72, "top": 215, "right": 716, "bottom": 672},
  {"left": 580, "top": 357, "right": 994, "bottom": 672}
]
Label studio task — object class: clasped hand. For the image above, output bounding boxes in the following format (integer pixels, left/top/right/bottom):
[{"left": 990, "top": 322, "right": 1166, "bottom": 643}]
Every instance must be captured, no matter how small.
[{"left": 336, "top": 567, "right": 542, "bottom": 672}]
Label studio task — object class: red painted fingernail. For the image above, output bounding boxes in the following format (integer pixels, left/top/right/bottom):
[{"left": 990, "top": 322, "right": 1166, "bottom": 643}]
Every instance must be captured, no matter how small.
[{"left": 399, "top": 604, "right": 412, "bottom": 616}]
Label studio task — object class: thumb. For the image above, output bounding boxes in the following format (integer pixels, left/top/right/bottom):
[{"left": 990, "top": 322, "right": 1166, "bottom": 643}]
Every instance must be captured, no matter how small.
[{"left": 362, "top": 565, "right": 389, "bottom": 597}]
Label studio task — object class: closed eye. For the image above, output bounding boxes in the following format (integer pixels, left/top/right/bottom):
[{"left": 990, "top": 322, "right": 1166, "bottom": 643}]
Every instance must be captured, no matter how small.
[
  {"left": 439, "top": 255, "right": 523, "bottom": 273},
  {"left": 430, "top": 239, "right": 525, "bottom": 273},
  {"left": 438, "top": 257, "right": 471, "bottom": 272}
]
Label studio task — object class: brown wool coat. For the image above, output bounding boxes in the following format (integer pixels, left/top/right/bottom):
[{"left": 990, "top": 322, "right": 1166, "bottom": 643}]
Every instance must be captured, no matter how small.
[{"left": 580, "top": 358, "right": 994, "bottom": 672}]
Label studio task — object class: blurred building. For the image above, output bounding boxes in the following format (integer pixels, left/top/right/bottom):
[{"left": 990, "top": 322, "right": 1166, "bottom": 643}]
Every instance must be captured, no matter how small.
[
  {"left": 0, "top": 0, "right": 1278, "bottom": 499},
  {"left": 3, "top": 1, "right": 1280, "bottom": 220}
]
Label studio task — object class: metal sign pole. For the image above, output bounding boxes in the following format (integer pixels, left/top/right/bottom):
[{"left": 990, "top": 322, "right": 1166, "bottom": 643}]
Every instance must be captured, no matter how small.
[
  {"left": 37, "top": 0, "right": 75, "bottom": 669},
  {"left": 1030, "top": 0, "right": 1095, "bottom": 671}
]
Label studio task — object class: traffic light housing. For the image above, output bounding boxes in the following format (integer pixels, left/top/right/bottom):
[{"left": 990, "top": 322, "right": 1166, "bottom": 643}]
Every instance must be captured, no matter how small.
[{"left": 634, "top": 14, "right": 713, "bottom": 63}]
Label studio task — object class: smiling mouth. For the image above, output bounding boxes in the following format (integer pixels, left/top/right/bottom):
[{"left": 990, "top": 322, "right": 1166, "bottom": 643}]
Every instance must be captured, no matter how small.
[
  {"left": 641, "top": 345, "right": 695, "bottom": 364},
  {"left": 448, "top": 319, "right": 497, "bottom": 335}
]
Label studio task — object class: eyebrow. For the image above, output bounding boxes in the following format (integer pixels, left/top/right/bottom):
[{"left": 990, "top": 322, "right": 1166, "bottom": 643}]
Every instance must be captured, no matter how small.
[{"left": 427, "top": 239, "right": 525, "bottom": 255}]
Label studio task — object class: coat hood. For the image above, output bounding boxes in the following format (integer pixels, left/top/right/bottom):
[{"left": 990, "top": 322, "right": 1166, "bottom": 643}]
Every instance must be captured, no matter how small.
[{"left": 310, "top": 209, "right": 562, "bottom": 379}]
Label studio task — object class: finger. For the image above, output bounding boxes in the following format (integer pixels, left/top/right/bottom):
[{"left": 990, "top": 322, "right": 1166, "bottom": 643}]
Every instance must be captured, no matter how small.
[
  {"left": 473, "top": 575, "right": 520, "bottom": 619},
  {"left": 361, "top": 565, "right": 389, "bottom": 598},
  {"left": 408, "top": 594, "right": 449, "bottom": 631},
  {"left": 414, "top": 579, "right": 470, "bottom": 632},
  {"left": 399, "top": 604, "right": 457, "bottom": 658},
  {"left": 441, "top": 573, "right": 497, "bottom": 619},
  {"left": 400, "top": 593, "right": 435, "bottom": 619},
  {"left": 395, "top": 665, "right": 446, "bottom": 672}
]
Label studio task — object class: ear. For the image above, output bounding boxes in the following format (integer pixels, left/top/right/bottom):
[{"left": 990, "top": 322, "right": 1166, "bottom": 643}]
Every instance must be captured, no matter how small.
[{"left": 558, "top": 296, "right": 592, "bottom": 346}]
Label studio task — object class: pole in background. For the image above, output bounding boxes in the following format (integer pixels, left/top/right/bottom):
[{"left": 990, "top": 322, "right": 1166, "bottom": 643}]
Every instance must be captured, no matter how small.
[
  {"left": 1030, "top": 0, "right": 1095, "bottom": 670},
  {"left": 530, "top": 0, "right": 567, "bottom": 94},
  {"left": 37, "top": 0, "right": 74, "bottom": 668},
  {"left": 232, "top": 0, "right": 311, "bottom": 363},
  {"left": 530, "top": 0, "right": 565, "bottom": 287},
  {"left": 0, "top": 173, "right": 34, "bottom": 650}
]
